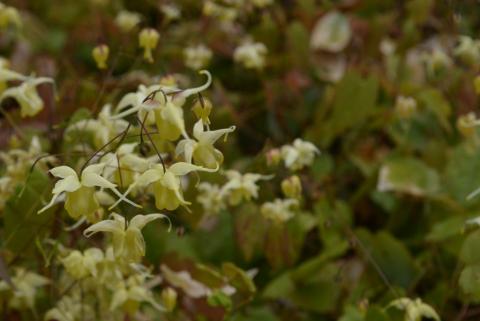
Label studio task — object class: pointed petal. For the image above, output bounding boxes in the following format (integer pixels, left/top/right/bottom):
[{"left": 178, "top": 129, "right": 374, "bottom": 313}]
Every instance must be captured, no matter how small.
[
  {"left": 50, "top": 166, "right": 78, "bottom": 179},
  {"left": 169, "top": 162, "right": 218, "bottom": 176},
  {"left": 129, "top": 213, "right": 171, "bottom": 230},
  {"left": 173, "top": 70, "right": 212, "bottom": 105},
  {"left": 197, "top": 125, "right": 236, "bottom": 145}
]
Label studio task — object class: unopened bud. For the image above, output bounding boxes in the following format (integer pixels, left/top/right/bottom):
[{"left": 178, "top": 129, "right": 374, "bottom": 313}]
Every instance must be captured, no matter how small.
[
  {"left": 266, "top": 148, "right": 281, "bottom": 166},
  {"left": 139, "top": 28, "right": 160, "bottom": 63},
  {"left": 192, "top": 98, "right": 212, "bottom": 125},
  {"left": 395, "top": 96, "right": 417, "bottom": 119},
  {"left": 457, "top": 112, "right": 477, "bottom": 138},
  {"left": 161, "top": 287, "right": 177, "bottom": 312},
  {"left": 281, "top": 175, "right": 302, "bottom": 199},
  {"left": 92, "top": 44, "right": 109, "bottom": 70}
]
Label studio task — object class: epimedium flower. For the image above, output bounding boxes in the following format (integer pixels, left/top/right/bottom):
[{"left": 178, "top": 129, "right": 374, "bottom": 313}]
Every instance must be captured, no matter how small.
[
  {"left": 261, "top": 198, "right": 298, "bottom": 224},
  {"left": 115, "top": 10, "right": 141, "bottom": 32},
  {"left": 0, "top": 268, "right": 49, "bottom": 310},
  {"left": 61, "top": 248, "right": 104, "bottom": 280},
  {"left": 38, "top": 163, "right": 140, "bottom": 220},
  {"left": 387, "top": 297, "right": 440, "bottom": 321},
  {"left": 0, "top": 74, "right": 54, "bottom": 118},
  {"left": 234, "top": 40, "right": 268, "bottom": 70},
  {"left": 110, "top": 162, "right": 218, "bottom": 211},
  {"left": 395, "top": 95, "right": 417, "bottom": 119},
  {"left": 183, "top": 44, "right": 213, "bottom": 70},
  {"left": 83, "top": 213, "right": 169, "bottom": 262},
  {"left": 110, "top": 274, "right": 164, "bottom": 314},
  {"left": 197, "top": 182, "right": 225, "bottom": 216},
  {"left": 100, "top": 142, "right": 154, "bottom": 188},
  {"left": 219, "top": 170, "right": 273, "bottom": 206},
  {"left": 280, "top": 138, "right": 320, "bottom": 171},
  {"left": 176, "top": 119, "right": 236, "bottom": 169},
  {"left": 112, "top": 70, "right": 213, "bottom": 142},
  {"left": 66, "top": 104, "right": 129, "bottom": 149}
]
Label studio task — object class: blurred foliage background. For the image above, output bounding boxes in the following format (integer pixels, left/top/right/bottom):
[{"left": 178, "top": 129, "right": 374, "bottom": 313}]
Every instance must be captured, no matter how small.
[{"left": 2, "top": 0, "right": 480, "bottom": 320}]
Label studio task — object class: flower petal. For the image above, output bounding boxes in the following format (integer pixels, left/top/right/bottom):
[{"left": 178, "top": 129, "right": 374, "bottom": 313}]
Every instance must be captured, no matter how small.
[
  {"left": 50, "top": 166, "right": 78, "bottom": 179},
  {"left": 169, "top": 162, "right": 218, "bottom": 176}
]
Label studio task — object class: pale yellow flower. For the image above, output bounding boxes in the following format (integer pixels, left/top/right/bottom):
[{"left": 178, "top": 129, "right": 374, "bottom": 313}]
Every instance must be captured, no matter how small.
[
  {"left": 176, "top": 119, "right": 236, "bottom": 169},
  {"left": 84, "top": 213, "right": 168, "bottom": 262}
]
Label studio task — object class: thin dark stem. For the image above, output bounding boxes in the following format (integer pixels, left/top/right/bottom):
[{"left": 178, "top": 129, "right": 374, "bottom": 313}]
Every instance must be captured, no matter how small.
[
  {"left": 80, "top": 122, "right": 131, "bottom": 172},
  {"left": 136, "top": 116, "right": 166, "bottom": 173}
]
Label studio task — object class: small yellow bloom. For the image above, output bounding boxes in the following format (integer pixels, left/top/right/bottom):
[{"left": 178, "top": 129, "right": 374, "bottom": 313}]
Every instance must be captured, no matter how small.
[
  {"left": 61, "top": 248, "right": 104, "bottom": 279},
  {"left": 92, "top": 44, "right": 109, "bottom": 69},
  {"left": 219, "top": 170, "right": 273, "bottom": 206},
  {"left": 457, "top": 112, "right": 478, "bottom": 138},
  {"left": 0, "top": 268, "right": 49, "bottom": 310},
  {"left": 261, "top": 198, "right": 298, "bottom": 224},
  {"left": 38, "top": 163, "right": 140, "bottom": 220},
  {"left": 395, "top": 95, "right": 417, "bottom": 119},
  {"left": 0, "top": 75, "right": 54, "bottom": 118},
  {"left": 111, "top": 162, "right": 217, "bottom": 211},
  {"left": 84, "top": 213, "right": 168, "bottom": 262},
  {"left": 139, "top": 28, "right": 160, "bottom": 63},
  {"left": 280, "top": 139, "right": 320, "bottom": 171},
  {"left": 115, "top": 10, "right": 141, "bottom": 32},
  {"left": 387, "top": 297, "right": 440, "bottom": 321},
  {"left": 176, "top": 119, "right": 236, "bottom": 169}
]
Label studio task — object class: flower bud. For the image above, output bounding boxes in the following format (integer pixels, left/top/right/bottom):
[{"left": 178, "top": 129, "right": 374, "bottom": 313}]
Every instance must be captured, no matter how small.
[
  {"left": 281, "top": 175, "right": 302, "bottom": 199},
  {"left": 395, "top": 96, "right": 417, "bottom": 119},
  {"left": 0, "top": 4, "right": 21, "bottom": 29},
  {"left": 457, "top": 112, "right": 477, "bottom": 138},
  {"left": 161, "top": 287, "right": 177, "bottom": 312},
  {"left": 92, "top": 44, "right": 109, "bottom": 70},
  {"left": 474, "top": 75, "right": 480, "bottom": 95},
  {"left": 192, "top": 98, "right": 212, "bottom": 125},
  {"left": 139, "top": 28, "right": 160, "bottom": 63},
  {"left": 266, "top": 148, "right": 281, "bottom": 166}
]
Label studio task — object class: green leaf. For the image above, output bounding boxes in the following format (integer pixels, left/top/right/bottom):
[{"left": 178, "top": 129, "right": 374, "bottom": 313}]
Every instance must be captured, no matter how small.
[
  {"left": 459, "top": 264, "right": 480, "bottom": 301},
  {"left": 460, "top": 230, "right": 480, "bottom": 264},
  {"left": 426, "top": 216, "right": 464, "bottom": 242},
  {"left": 416, "top": 88, "right": 451, "bottom": 132},
  {"left": 3, "top": 170, "right": 55, "bottom": 254},
  {"left": 316, "top": 72, "right": 379, "bottom": 147},
  {"left": 378, "top": 157, "right": 440, "bottom": 196},
  {"left": 445, "top": 143, "right": 480, "bottom": 206},
  {"left": 356, "top": 229, "right": 420, "bottom": 289}
]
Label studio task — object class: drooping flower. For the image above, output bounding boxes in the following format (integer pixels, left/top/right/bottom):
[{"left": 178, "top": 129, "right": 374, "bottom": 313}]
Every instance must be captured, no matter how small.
[
  {"left": 184, "top": 44, "right": 213, "bottom": 70},
  {"left": 176, "top": 119, "right": 236, "bottom": 169},
  {"left": 234, "top": 41, "right": 268, "bottom": 70},
  {"left": 261, "top": 198, "right": 298, "bottom": 224},
  {"left": 280, "top": 139, "right": 320, "bottom": 171},
  {"left": 0, "top": 75, "right": 54, "bottom": 117},
  {"left": 83, "top": 213, "right": 168, "bottom": 262},
  {"left": 219, "top": 170, "right": 273, "bottom": 206},
  {"left": 110, "top": 162, "right": 217, "bottom": 211},
  {"left": 38, "top": 163, "right": 139, "bottom": 220},
  {"left": 456, "top": 112, "right": 478, "bottom": 138}
]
